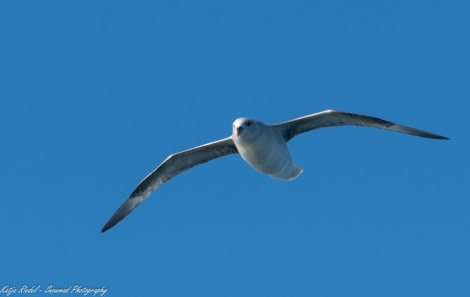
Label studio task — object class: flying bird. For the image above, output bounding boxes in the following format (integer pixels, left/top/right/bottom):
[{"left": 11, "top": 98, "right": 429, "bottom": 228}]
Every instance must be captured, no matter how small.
[{"left": 102, "top": 110, "right": 448, "bottom": 232}]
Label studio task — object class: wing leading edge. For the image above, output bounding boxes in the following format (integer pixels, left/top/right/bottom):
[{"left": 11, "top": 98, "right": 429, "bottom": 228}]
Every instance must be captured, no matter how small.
[{"left": 101, "top": 137, "right": 237, "bottom": 232}]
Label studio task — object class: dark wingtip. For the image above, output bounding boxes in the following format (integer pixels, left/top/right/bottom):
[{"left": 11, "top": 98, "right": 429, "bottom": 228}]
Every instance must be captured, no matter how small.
[
  {"left": 100, "top": 197, "right": 143, "bottom": 234},
  {"left": 434, "top": 135, "right": 449, "bottom": 140},
  {"left": 411, "top": 129, "right": 448, "bottom": 140},
  {"left": 101, "top": 219, "right": 116, "bottom": 233},
  {"left": 100, "top": 212, "right": 125, "bottom": 233}
]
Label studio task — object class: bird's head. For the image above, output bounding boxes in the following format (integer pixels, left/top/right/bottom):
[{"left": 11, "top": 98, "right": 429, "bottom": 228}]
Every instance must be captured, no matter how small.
[{"left": 232, "top": 118, "right": 261, "bottom": 139}]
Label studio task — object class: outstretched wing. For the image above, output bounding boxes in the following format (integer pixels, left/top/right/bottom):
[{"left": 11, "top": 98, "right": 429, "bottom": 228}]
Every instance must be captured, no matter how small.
[
  {"left": 275, "top": 110, "right": 448, "bottom": 142},
  {"left": 102, "top": 136, "right": 238, "bottom": 232}
]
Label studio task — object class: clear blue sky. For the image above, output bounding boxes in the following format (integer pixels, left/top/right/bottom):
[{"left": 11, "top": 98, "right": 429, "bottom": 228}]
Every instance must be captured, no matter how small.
[{"left": 1, "top": 1, "right": 468, "bottom": 296}]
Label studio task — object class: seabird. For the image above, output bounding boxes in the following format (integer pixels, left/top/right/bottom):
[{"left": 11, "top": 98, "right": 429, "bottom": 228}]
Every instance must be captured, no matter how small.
[{"left": 102, "top": 109, "right": 448, "bottom": 232}]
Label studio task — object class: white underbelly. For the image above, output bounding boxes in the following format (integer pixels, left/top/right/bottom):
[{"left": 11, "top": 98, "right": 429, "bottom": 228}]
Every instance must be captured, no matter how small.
[{"left": 237, "top": 136, "right": 293, "bottom": 175}]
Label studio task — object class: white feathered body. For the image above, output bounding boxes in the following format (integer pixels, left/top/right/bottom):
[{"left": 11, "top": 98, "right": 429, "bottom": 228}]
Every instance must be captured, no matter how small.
[{"left": 232, "top": 118, "right": 302, "bottom": 180}]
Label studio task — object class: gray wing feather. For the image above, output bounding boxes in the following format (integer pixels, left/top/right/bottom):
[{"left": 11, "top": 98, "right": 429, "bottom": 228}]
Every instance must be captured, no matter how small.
[
  {"left": 102, "top": 136, "right": 237, "bottom": 232},
  {"left": 275, "top": 110, "right": 448, "bottom": 142}
]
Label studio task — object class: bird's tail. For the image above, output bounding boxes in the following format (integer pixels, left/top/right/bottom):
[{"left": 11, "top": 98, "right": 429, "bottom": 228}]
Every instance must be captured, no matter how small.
[{"left": 270, "top": 163, "right": 303, "bottom": 181}]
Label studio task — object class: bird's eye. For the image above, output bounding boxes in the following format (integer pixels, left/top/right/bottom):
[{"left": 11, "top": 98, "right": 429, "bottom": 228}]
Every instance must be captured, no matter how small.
[{"left": 246, "top": 121, "right": 252, "bottom": 127}]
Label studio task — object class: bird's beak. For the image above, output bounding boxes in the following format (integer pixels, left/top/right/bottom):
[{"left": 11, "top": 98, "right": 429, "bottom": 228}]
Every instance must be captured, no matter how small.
[{"left": 236, "top": 126, "right": 242, "bottom": 137}]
